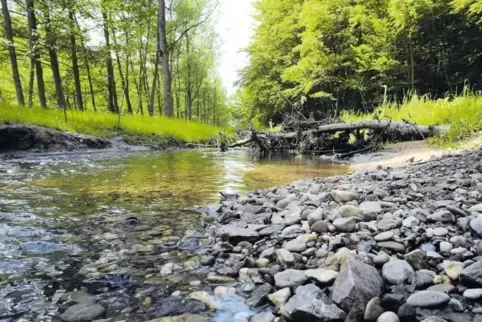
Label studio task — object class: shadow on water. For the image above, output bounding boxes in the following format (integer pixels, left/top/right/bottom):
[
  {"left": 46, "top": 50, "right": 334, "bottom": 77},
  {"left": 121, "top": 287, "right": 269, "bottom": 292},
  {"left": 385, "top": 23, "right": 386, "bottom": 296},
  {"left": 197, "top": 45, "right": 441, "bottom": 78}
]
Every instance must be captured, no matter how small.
[{"left": 0, "top": 149, "right": 349, "bottom": 321}]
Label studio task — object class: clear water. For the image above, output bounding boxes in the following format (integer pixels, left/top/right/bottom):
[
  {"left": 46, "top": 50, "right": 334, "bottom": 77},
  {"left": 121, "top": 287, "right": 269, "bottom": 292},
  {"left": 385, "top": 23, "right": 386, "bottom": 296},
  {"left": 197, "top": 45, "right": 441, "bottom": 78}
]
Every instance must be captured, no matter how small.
[{"left": 0, "top": 149, "right": 348, "bottom": 321}]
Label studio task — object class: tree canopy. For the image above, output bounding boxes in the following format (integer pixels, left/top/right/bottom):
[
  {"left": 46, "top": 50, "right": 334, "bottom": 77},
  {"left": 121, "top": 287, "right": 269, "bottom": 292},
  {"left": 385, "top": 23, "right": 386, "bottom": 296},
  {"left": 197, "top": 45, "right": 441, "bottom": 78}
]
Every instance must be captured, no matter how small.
[
  {"left": 238, "top": 0, "right": 482, "bottom": 124},
  {"left": 0, "top": 0, "right": 231, "bottom": 125}
]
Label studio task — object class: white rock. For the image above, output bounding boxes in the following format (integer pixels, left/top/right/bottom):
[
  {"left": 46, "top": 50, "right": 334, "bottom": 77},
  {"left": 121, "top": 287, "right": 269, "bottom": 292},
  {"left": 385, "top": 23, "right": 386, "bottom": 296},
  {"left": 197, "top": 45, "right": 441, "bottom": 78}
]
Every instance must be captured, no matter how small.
[
  {"left": 444, "top": 261, "right": 463, "bottom": 280},
  {"left": 440, "top": 242, "right": 453, "bottom": 253},
  {"left": 268, "top": 288, "right": 291, "bottom": 308},
  {"left": 305, "top": 268, "right": 338, "bottom": 284},
  {"left": 433, "top": 227, "right": 449, "bottom": 237},
  {"left": 463, "top": 288, "right": 482, "bottom": 300},
  {"left": 403, "top": 216, "right": 420, "bottom": 228},
  {"left": 374, "top": 231, "right": 395, "bottom": 242},
  {"left": 276, "top": 249, "right": 295, "bottom": 265},
  {"left": 377, "top": 312, "right": 400, "bottom": 322}
]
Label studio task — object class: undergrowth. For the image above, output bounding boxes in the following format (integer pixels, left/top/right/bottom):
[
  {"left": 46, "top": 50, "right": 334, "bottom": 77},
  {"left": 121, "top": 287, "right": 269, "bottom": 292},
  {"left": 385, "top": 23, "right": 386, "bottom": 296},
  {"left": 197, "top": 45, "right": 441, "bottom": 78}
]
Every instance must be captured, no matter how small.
[
  {"left": 342, "top": 92, "right": 482, "bottom": 146},
  {"left": 0, "top": 103, "right": 231, "bottom": 143}
]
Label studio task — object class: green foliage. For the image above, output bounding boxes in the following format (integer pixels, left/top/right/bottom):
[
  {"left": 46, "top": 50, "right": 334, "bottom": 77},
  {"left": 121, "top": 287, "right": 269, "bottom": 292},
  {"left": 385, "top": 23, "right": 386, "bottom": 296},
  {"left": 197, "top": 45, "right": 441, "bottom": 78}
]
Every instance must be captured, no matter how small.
[
  {"left": 342, "top": 93, "right": 482, "bottom": 145},
  {"left": 0, "top": 103, "right": 228, "bottom": 142},
  {"left": 239, "top": 0, "right": 482, "bottom": 126},
  {"left": 452, "top": 0, "right": 482, "bottom": 20},
  {"left": 0, "top": 0, "right": 231, "bottom": 125}
]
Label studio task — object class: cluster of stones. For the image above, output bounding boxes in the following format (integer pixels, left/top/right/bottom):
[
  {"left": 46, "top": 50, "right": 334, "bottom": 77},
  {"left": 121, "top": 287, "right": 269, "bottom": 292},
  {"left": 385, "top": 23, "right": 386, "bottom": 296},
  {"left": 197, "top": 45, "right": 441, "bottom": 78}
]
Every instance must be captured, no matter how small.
[{"left": 202, "top": 150, "right": 482, "bottom": 322}]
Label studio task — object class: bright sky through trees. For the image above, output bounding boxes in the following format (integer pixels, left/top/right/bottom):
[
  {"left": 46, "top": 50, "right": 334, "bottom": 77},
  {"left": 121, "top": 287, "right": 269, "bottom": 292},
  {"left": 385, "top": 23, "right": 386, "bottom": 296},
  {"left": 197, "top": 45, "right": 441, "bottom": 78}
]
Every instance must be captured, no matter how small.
[{"left": 215, "top": 0, "right": 255, "bottom": 96}]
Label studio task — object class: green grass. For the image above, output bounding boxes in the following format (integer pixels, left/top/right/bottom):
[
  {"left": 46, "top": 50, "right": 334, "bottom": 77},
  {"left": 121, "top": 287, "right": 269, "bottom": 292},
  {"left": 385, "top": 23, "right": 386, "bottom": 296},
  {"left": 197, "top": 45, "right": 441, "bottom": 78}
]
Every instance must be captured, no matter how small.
[
  {"left": 0, "top": 103, "right": 231, "bottom": 143},
  {"left": 342, "top": 93, "right": 482, "bottom": 146}
]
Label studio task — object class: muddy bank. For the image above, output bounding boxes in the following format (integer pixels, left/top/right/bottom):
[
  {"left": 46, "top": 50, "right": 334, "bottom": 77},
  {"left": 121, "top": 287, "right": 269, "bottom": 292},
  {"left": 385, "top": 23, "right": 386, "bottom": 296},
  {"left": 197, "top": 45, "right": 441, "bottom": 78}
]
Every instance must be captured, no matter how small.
[
  {"left": 0, "top": 124, "right": 111, "bottom": 152},
  {"left": 199, "top": 148, "right": 482, "bottom": 322},
  {"left": 0, "top": 123, "right": 184, "bottom": 153}
]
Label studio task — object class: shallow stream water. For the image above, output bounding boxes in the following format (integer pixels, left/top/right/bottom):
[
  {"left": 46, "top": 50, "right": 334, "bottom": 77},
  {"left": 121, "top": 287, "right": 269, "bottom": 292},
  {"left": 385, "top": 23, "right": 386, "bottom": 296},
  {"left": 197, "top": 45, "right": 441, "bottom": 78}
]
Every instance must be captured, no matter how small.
[{"left": 0, "top": 149, "right": 349, "bottom": 321}]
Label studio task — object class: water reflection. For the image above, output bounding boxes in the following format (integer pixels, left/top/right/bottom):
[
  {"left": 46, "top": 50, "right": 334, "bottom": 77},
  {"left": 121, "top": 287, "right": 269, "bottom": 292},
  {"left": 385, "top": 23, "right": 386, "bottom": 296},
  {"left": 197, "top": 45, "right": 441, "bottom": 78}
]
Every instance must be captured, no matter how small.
[
  {"left": 0, "top": 149, "right": 349, "bottom": 321},
  {"left": 30, "top": 149, "right": 349, "bottom": 211}
]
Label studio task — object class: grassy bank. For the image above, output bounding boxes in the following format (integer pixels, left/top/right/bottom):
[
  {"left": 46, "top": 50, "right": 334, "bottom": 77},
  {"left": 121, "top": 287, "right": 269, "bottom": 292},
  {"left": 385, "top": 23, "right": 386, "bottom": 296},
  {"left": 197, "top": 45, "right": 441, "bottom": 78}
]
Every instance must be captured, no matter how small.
[
  {"left": 0, "top": 104, "right": 230, "bottom": 143},
  {"left": 343, "top": 94, "right": 482, "bottom": 146}
]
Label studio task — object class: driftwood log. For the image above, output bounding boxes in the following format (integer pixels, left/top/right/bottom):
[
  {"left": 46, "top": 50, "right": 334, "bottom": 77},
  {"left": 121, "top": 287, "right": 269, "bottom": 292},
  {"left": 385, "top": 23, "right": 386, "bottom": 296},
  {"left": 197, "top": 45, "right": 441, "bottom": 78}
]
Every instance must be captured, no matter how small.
[
  {"left": 276, "top": 120, "right": 449, "bottom": 140},
  {"left": 229, "top": 120, "right": 449, "bottom": 157}
]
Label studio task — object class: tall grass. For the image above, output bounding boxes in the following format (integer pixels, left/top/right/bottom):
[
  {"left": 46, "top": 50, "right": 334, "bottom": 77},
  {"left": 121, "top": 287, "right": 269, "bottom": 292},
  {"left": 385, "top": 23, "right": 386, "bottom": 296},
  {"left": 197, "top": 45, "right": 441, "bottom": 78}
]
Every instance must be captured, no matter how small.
[
  {"left": 0, "top": 103, "right": 230, "bottom": 142},
  {"left": 343, "top": 93, "right": 482, "bottom": 145}
]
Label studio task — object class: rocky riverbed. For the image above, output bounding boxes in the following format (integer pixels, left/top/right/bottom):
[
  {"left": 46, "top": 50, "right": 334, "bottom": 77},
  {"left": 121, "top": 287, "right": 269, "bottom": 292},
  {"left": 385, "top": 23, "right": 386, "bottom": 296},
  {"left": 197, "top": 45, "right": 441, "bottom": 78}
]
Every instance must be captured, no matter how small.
[
  {"left": 196, "top": 148, "right": 482, "bottom": 322},
  {"left": 0, "top": 150, "right": 349, "bottom": 322}
]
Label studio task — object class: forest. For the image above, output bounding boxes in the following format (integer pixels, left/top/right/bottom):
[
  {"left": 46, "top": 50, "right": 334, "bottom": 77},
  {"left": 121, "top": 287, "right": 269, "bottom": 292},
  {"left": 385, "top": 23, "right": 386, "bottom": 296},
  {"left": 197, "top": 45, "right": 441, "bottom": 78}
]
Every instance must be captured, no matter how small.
[
  {"left": 1, "top": 0, "right": 482, "bottom": 145},
  {"left": 235, "top": 0, "right": 482, "bottom": 127},
  {"left": 0, "top": 0, "right": 230, "bottom": 129}
]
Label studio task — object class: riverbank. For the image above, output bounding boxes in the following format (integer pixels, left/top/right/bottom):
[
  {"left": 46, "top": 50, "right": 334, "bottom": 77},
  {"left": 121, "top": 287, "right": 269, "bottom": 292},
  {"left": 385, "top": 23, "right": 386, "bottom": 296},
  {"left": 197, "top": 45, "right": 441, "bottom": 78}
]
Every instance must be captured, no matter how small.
[
  {"left": 343, "top": 94, "right": 482, "bottom": 147},
  {"left": 0, "top": 123, "right": 184, "bottom": 153},
  {"left": 0, "top": 104, "right": 229, "bottom": 151},
  {"left": 200, "top": 146, "right": 482, "bottom": 322}
]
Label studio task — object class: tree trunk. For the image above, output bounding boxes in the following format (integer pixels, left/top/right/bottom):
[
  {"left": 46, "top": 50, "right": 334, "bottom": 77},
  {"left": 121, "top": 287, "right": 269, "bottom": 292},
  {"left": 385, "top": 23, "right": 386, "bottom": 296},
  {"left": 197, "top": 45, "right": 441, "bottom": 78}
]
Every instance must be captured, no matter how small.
[
  {"left": 27, "top": 56, "right": 34, "bottom": 107},
  {"left": 277, "top": 120, "right": 448, "bottom": 140},
  {"left": 409, "top": 36, "right": 415, "bottom": 91},
  {"left": 69, "top": 8, "right": 83, "bottom": 110},
  {"left": 102, "top": 11, "right": 118, "bottom": 113},
  {"left": 148, "top": 16, "right": 161, "bottom": 116},
  {"left": 157, "top": 69, "right": 162, "bottom": 115},
  {"left": 185, "top": 34, "right": 192, "bottom": 120},
  {"left": 112, "top": 28, "right": 132, "bottom": 114},
  {"left": 73, "top": 17, "right": 96, "bottom": 111},
  {"left": 175, "top": 46, "right": 181, "bottom": 118},
  {"left": 213, "top": 87, "right": 217, "bottom": 125},
  {"left": 25, "top": 0, "right": 47, "bottom": 107},
  {"left": 45, "top": 3, "right": 66, "bottom": 109},
  {"left": 2, "top": 0, "right": 25, "bottom": 106},
  {"left": 123, "top": 28, "right": 133, "bottom": 114},
  {"left": 159, "top": 0, "right": 173, "bottom": 117}
]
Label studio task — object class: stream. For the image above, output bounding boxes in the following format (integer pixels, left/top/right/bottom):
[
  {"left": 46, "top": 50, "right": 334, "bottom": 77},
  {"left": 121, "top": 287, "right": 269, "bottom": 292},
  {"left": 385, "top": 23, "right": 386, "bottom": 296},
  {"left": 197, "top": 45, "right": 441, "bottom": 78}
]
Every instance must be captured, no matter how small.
[{"left": 0, "top": 149, "right": 349, "bottom": 322}]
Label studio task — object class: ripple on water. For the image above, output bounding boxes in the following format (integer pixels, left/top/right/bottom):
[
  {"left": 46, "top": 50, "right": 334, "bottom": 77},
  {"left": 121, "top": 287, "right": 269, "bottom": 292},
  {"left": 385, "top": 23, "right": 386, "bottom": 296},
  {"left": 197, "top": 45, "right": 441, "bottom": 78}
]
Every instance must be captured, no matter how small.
[
  {"left": 0, "top": 150, "right": 349, "bottom": 321},
  {"left": 0, "top": 211, "right": 37, "bottom": 222},
  {"left": 20, "top": 241, "right": 82, "bottom": 255}
]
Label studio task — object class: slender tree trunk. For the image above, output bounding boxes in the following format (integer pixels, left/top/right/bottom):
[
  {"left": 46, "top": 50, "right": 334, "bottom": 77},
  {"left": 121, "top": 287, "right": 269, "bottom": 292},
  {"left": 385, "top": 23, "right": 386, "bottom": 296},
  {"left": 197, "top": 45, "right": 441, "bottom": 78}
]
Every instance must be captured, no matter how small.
[
  {"left": 85, "top": 58, "right": 96, "bottom": 111},
  {"left": 213, "top": 87, "right": 217, "bottom": 125},
  {"left": 137, "top": 10, "right": 152, "bottom": 117},
  {"left": 45, "top": 3, "right": 66, "bottom": 109},
  {"left": 157, "top": 69, "right": 162, "bottom": 115},
  {"left": 159, "top": 0, "right": 173, "bottom": 117},
  {"left": 175, "top": 47, "right": 181, "bottom": 118},
  {"left": 69, "top": 8, "right": 83, "bottom": 110},
  {"left": 409, "top": 37, "right": 415, "bottom": 91},
  {"left": 73, "top": 17, "right": 96, "bottom": 111},
  {"left": 112, "top": 28, "right": 132, "bottom": 114},
  {"left": 27, "top": 58, "right": 34, "bottom": 107},
  {"left": 185, "top": 34, "right": 192, "bottom": 120},
  {"left": 26, "top": 0, "right": 35, "bottom": 107},
  {"left": 137, "top": 46, "right": 145, "bottom": 115},
  {"left": 2, "top": 0, "right": 25, "bottom": 106},
  {"left": 148, "top": 18, "right": 161, "bottom": 116},
  {"left": 102, "top": 11, "right": 118, "bottom": 113},
  {"left": 196, "top": 99, "right": 200, "bottom": 119},
  {"left": 27, "top": 0, "right": 46, "bottom": 107},
  {"left": 136, "top": 0, "right": 154, "bottom": 115},
  {"left": 123, "top": 28, "right": 133, "bottom": 114}
]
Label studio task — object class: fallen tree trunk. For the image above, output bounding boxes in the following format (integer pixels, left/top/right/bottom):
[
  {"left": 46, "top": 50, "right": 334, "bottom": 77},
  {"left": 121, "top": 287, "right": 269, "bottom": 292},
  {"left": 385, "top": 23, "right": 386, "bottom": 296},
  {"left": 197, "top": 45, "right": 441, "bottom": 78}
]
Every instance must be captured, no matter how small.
[
  {"left": 228, "top": 119, "right": 450, "bottom": 157},
  {"left": 277, "top": 120, "right": 449, "bottom": 140}
]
